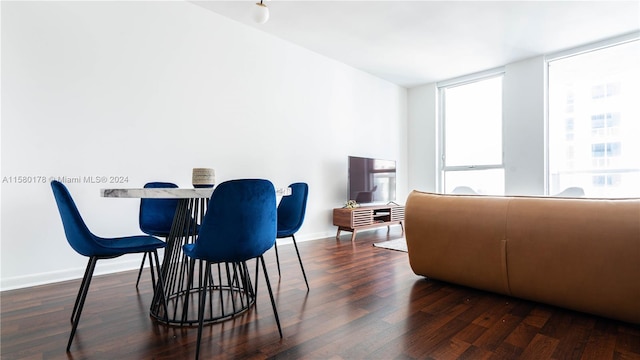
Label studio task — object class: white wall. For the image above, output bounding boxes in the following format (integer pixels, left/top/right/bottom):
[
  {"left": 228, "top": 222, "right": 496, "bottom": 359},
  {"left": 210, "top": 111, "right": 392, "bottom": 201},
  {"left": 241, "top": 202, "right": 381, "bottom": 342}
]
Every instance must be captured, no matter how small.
[
  {"left": 407, "top": 56, "right": 547, "bottom": 196},
  {"left": 503, "top": 56, "right": 546, "bottom": 196},
  {"left": 407, "top": 84, "right": 437, "bottom": 193},
  {"left": 0, "top": 2, "right": 407, "bottom": 290}
]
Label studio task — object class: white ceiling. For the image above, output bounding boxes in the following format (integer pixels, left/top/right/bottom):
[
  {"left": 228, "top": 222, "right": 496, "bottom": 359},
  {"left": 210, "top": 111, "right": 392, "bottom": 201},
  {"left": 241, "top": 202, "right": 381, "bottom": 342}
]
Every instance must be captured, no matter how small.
[{"left": 194, "top": 1, "right": 640, "bottom": 88}]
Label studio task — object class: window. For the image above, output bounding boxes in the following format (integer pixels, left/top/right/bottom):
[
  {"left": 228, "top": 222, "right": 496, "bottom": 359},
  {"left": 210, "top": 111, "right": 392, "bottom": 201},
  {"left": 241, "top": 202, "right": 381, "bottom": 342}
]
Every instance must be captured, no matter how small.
[
  {"left": 591, "top": 113, "right": 621, "bottom": 136},
  {"left": 591, "top": 114, "right": 605, "bottom": 130},
  {"left": 565, "top": 118, "right": 575, "bottom": 140},
  {"left": 591, "top": 142, "right": 621, "bottom": 157},
  {"left": 592, "top": 83, "right": 621, "bottom": 99},
  {"left": 592, "top": 174, "right": 621, "bottom": 188},
  {"left": 439, "top": 73, "right": 504, "bottom": 195},
  {"left": 548, "top": 38, "right": 640, "bottom": 198},
  {"left": 566, "top": 90, "right": 575, "bottom": 113}
]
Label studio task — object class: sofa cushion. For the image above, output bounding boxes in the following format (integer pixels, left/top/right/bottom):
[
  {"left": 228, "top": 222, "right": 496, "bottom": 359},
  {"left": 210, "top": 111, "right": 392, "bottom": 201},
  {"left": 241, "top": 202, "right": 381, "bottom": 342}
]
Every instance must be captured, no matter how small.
[
  {"left": 406, "top": 191, "right": 511, "bottom": 296},
  {"left": 505, "top": 197, "right": 640, "bottom": 324}
]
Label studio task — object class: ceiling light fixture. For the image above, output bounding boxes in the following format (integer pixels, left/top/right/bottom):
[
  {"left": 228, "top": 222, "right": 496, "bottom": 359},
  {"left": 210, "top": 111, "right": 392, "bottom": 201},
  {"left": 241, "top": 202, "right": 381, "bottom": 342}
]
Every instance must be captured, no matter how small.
[{"left": 253, "top": 0, "right": 269, "bottom": 24}]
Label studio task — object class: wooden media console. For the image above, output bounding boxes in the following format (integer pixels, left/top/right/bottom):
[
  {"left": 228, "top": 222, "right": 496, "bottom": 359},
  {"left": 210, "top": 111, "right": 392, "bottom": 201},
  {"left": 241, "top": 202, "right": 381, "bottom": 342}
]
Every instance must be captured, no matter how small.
[{"left": 333, "top": 204, "right": 405, "bottom": 242}]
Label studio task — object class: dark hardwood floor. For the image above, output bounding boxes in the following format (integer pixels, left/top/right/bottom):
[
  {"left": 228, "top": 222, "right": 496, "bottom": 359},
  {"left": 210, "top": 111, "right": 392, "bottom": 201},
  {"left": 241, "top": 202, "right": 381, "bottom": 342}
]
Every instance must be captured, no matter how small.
[{"left": 2, "top": 229, "right": 639, "bottom": 359}]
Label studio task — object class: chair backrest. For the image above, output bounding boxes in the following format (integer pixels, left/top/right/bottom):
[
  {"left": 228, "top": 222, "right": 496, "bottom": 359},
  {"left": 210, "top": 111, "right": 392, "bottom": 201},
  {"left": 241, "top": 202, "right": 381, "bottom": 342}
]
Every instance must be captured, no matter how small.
[
  {"left": 277, "top": 182, "right": 309, "bottom": 236},
  {"left": 190, "top": 179, "right": 277, "bottom": 263},
  {"left": 139, "top": 182, "right": 179, "bottom": 236},
  {"left": 50, "top": 180, "right": 97, "bottom": 257}
]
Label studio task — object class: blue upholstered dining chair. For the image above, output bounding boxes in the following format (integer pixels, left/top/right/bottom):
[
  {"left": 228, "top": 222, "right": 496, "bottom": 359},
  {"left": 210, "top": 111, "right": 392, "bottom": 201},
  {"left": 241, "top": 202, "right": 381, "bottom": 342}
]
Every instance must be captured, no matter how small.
[
  {"left": 136, "top": 181, "right": 179, "bottom": 288},
  {"left": 50, "top": 180, "right": 167, "bottom": 352},
  {"left": 182, "top": 179, "right": 282, "bottom": 360},
  {"left": 274, "top": 182, "right": 309, "bottom": 290}
]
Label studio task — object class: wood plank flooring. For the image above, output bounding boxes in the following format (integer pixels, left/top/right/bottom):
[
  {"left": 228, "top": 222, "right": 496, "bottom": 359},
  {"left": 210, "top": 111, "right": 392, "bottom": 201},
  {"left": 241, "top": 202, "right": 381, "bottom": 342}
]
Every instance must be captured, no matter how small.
[{"left": 2, "top": 229, "right": 639, "bottom": 359}]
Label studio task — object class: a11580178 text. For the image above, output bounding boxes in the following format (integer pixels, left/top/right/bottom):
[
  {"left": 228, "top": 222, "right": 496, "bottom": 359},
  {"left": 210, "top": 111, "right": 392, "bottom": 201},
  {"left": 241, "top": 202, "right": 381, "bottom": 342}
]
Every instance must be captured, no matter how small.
[{"left": 2, "top": 175, "right": 129, "bottom": 184}]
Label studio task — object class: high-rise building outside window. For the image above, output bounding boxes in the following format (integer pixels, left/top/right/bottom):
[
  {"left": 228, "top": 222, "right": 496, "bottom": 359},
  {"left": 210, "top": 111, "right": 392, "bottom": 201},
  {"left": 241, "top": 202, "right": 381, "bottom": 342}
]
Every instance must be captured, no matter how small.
[{"left": 548, "top": 38, "right": 640, "bottom": 197}]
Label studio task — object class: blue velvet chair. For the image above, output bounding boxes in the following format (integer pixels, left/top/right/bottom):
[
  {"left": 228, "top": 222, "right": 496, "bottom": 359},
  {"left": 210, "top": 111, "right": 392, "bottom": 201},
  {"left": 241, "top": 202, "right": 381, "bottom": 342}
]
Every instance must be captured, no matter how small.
[
  {"left": 136, "top": 181, "right": 179, "bottom": 288},
  {"left": 182, "top": 179, "right": 282, "bottom": 359},
  {"left": 50, "top": 180, "right": 167, "bottom": 352},
  {"left": 274, "top": 182, "right": 309, "bottom": 290}
]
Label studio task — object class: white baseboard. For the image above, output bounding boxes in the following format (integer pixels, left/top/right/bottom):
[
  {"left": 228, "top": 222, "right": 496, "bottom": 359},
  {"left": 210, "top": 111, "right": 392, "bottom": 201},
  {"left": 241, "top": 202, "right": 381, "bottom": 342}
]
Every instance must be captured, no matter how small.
[
  {"left": 1, "top": 233, "right": 336, "bottom": 291},
  {"left": 275, "top": 230, "right": 334, "bottom": 245},
  {"left": 1, "top": 257, "right": 143, "bottom": 291}
]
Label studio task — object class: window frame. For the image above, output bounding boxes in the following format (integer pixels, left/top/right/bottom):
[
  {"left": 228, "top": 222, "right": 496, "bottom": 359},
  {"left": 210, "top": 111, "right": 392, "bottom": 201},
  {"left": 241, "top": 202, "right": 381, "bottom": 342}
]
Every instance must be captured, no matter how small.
[
  {"left": 545, "top": 33, "right": 640, "bottom": 196},
  {"left": 437, "top": 68, "right": 505, "bottom": 194}
]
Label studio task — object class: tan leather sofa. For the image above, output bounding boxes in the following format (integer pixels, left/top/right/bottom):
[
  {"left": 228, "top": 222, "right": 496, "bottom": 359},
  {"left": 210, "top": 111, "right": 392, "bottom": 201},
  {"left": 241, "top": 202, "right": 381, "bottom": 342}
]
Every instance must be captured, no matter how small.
[{"left": 405, "top": 190, "right": 640, "bottom": 324}]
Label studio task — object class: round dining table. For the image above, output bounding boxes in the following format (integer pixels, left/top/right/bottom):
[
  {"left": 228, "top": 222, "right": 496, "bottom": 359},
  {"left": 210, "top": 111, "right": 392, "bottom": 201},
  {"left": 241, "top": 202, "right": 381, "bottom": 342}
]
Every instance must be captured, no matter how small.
[{"left": 101, "top": 186, "right": 290, "bottom": 327}]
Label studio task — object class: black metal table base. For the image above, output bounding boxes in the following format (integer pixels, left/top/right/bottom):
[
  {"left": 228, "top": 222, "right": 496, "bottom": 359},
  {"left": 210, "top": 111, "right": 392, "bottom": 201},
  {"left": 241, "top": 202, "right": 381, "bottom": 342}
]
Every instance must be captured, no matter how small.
[{"left": 149, "top": 198, "right": 257, "bottom": 326}]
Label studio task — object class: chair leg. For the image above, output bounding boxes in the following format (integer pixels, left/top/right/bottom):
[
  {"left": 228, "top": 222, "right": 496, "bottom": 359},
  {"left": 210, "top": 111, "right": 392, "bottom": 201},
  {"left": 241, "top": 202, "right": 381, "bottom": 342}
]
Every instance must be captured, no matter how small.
[
  {"left": 274, "top": 242, "right": 281, "bottom": 278},
  {"left": 259, "top": 255, "right": 283, "bottom": 338},
  {"left": 195, "top": 261, "right": 210, "bottom": 360},
  {"left": 240, "top": 261, "right": 255, "bottom": 303},
  {"left": 254, "top": 259, "right": 260, "bottom": 295},
  {"left": 67, "top": 256, "right": 98, "bottom": 352},
  {"left": 151, "top": 250, "right": 169, "bottom": 321},
  {"left": 71, "top": 257, "right": 95, "bottom": 323},
  {"left": 147, "top": 252, "right": 157, "bottom": 290},
  {"left": 135, "top": 252, "right": 147, "bottom": 289},
  {"left": 291, "top": 235, "right": 309, "bottom": 291}
]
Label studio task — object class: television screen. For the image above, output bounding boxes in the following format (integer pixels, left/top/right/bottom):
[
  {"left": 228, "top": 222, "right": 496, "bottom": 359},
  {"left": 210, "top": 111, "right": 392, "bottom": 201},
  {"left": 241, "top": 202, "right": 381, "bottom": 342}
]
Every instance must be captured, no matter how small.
[{"left": 348, "top": 156, "right": 397, "bottom": 204}]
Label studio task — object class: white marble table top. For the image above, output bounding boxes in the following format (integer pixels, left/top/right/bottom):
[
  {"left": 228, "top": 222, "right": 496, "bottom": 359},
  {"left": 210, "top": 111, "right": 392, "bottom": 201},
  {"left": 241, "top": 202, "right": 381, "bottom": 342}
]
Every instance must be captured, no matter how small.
[{"left": 101, "top": 187, "right": 291, "bottom": 199}]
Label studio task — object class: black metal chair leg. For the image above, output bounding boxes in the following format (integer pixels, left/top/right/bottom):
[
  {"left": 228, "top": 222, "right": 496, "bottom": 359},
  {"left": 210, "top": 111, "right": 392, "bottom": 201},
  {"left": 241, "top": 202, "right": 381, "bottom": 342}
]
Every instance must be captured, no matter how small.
[
  {"left": 195, "top": 261, "right": 210, "bottom": 360},
  {"left": 291, "top": 235, "right": 309, "bottom": 290},
  {"left": 151, "top": 250, "right": 169, "bottom": 321},
  {"left": 237, "top": 262, "right": 252, "bottom": 306},
  {"left": 274, "top": 242, "right": 281, "bottom": 278},
  {"left": 67, "top": 256, "right": 98, "bottom": 352},
  {"left": 71, "top": 258, "right": 94, "bottom": 323},
  {"left": 147, "top": 252, "right": 157, "bottom": 290},
  {"left": 254, "top": 258, "right": 260, "bottom": 295},
  {"left": 259, "top": 255, "right": 283, "bottom": 338},
  {"left": 135, "top": 252, "right": 147, "bottom": 288}
]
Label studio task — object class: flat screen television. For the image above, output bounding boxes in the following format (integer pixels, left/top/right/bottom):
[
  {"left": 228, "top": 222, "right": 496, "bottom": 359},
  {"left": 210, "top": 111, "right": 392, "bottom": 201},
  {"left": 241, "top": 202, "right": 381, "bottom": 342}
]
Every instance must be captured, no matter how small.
[{"left": 348, "top": 156, "right": 397, "bottom": 205}]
